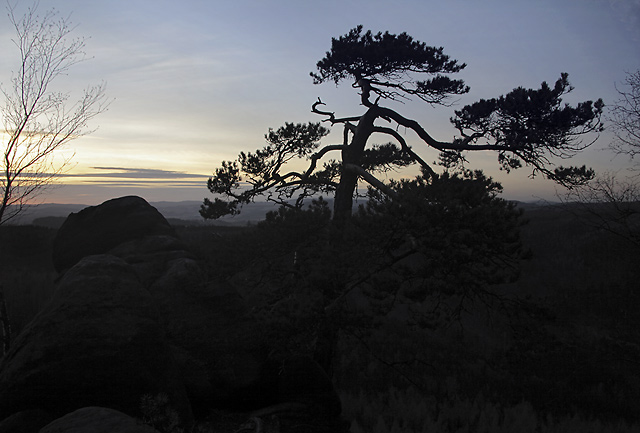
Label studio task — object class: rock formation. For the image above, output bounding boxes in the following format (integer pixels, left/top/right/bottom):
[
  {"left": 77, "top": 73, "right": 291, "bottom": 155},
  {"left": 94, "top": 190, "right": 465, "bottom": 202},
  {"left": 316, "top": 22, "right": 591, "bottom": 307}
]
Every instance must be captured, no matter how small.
[
  {"left": 52, "top": 196, "right": 175, "bottom": 273},
  {"left": 0, "top": 196, "right": 344, "bottom": 432},
  {"left": 0, "top": 254, "right": 192, "bottom": 425}
]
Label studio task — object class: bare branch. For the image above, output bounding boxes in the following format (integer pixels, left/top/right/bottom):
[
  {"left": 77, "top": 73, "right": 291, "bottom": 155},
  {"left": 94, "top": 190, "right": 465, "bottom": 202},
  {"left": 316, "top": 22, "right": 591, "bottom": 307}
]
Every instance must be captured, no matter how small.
[
  {"left": 608, "top": 70, "right": 640, "bottom": 160},
  {"left": 311, "top": 98, "right": 360, "bottom": 125},
  {"left": 1, "top": 2, "right": 108, "bottom": 224},
  {"left": 560, "top": 171, "right": 640, "bottom": 246}
]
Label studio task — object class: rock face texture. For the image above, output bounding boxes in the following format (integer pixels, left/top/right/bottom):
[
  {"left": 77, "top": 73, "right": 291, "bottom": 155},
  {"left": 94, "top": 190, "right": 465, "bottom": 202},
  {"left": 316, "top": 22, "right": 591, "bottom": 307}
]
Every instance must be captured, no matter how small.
[{"left": 0, "top": 196, "right": 343, "bottom": 431}]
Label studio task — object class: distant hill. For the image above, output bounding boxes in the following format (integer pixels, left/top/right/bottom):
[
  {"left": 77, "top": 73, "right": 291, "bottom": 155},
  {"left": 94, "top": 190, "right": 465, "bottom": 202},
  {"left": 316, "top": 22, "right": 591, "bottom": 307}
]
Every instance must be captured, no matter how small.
[
  {"left": 10, "top": 200, "right": 284, "bottom": 228},
  {"left": 8, "top": 197, "right": 550, "bottom": 229},
  {"left": 12, "top": 203, "right": 87, "bottom": 226}
]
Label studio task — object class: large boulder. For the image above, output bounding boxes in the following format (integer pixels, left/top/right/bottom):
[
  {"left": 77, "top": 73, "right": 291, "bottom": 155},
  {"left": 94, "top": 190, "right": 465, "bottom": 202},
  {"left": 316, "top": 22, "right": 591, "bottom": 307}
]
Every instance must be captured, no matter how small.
[
  {"left": 0, "top": 255, "right": 192, "bottom": 425},
  {"left": 0, "top": 195, "right": 344, "bottom": 428},
  {"left": 52, "top": 196, "right": 175, "bottom": 273},
  {"left": 47, "top": 196, "right": 269, "bottom": 413},
  {"left": 108, "top": 235, "right": 192, "bottom": 287},
  {"left": 39, "top": 407, "right": 159, "bottom": 433}
]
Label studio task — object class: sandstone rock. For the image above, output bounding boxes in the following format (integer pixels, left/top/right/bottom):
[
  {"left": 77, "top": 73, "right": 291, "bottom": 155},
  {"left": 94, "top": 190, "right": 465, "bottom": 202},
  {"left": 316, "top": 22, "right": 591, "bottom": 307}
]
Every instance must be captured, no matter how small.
[
  {"left": 0, "top": 255, "right": 192, "bottom": 425},
  {"left": 2, "top": 195, "right": 345, "bottom": 428},
  {"left": 109, "top": 235, "right": 195, "bottom": 287},
  {"left": 39, "top": 407, "right": 159, "bottom": 433},
  {"left": 45, "top": 195, "right": 271, "bottom": 415},
  {"left": 52, "top": 196, "right": 175, "bottom": 273}
]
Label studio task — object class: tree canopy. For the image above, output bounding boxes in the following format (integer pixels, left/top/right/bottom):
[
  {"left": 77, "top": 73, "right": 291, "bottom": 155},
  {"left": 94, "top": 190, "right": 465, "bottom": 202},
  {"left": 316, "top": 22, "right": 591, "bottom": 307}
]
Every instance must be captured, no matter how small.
[
  {"left": 310, "top": 26, "right": 469, "bottom": 104},
  {"left": 201, "top": 26, "right": 603, "bottom": 224}
]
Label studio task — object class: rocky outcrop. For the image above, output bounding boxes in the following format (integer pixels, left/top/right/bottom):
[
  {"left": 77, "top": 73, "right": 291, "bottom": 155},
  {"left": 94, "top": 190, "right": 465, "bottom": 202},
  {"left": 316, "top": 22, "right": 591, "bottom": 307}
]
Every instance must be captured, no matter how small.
[
  {"left": 0, "top": 196, "right": 344, "bottom": 430},
  {"left": 0, "top": 255, "right": 192, "bottom": 425},
  {"left": 52, "top": 196, "right": 175, "bottom": 273}
]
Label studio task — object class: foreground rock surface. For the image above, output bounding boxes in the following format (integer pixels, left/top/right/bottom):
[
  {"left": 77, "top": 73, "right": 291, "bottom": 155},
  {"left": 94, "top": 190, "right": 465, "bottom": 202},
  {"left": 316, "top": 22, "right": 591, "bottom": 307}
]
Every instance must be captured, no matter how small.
[
  {"left": 0, "top": 196, "right": 344, "bottom": 431},
  {"left": 0, "top": 255, "right": 191, "bottom": 424},
  {"left": 39, "top": 407, "right": 159, "bottom": 433}
]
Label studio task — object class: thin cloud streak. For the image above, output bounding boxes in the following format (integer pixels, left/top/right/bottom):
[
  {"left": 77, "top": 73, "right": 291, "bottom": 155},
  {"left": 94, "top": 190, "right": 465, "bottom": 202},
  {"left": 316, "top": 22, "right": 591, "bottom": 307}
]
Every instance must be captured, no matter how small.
[
  {"left": 69, "top": 181, "right": 205, "bottom": 187},
  {"left": 51, "top": 167, "right": 210, "bottom": 190},
  {"left": 62, "top": 167, "right": 210, "bottom": 180}
]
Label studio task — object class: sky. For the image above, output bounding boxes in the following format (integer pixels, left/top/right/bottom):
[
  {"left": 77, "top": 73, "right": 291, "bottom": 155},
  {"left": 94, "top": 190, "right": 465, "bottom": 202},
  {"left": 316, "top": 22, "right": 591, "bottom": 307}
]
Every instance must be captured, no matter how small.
[{"left": 1, "top": 0, "right": 639, "bottom": 205}]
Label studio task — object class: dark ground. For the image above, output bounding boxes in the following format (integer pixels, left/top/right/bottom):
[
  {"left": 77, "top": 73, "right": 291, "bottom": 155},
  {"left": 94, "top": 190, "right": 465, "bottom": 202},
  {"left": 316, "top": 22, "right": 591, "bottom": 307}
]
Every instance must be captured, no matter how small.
[{"left": 1, "top": 202, "right": 639, "bottom": 432}]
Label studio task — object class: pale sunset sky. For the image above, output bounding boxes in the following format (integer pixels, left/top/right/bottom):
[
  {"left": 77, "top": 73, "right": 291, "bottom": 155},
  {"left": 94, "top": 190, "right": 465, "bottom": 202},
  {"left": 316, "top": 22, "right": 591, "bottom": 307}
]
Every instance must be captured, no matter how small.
[{"left": 1, "top": 0, "right": 639, "bottom": 205}]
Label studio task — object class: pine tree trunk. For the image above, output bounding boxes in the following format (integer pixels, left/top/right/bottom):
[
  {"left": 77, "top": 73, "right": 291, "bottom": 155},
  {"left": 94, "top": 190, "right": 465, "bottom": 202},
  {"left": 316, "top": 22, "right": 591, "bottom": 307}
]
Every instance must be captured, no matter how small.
[
  {"left": 332, "top": 170, "right": 359, "bottom": 227},
  {"left": 331, "top": 107, "right": 377, "bottom": 229}
]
